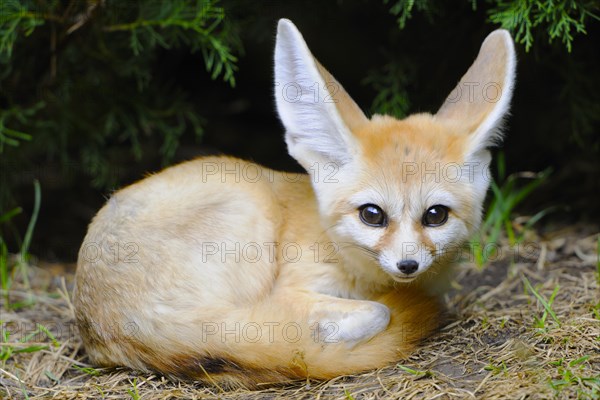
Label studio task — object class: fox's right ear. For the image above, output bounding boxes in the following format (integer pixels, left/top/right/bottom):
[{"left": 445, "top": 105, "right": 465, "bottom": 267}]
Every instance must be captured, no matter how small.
[
  {"left": 274, "top": 19, "right": 368, "bottom": 171},
  {"left": 435, "top": 29, "right": 516, "bottom": 157}
]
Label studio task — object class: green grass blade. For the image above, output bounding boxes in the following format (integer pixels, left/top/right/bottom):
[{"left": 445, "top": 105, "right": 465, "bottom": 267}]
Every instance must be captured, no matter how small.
[
  {"left": 36, "top": 324, "right": 59, "bottom": 347},
  {"left": 17, "top": 179, "right": 41, "bottom": 289},
  {"left": 13, "top": 344, "right": 49, "bottom": 354},
  {"left": 20, "top": 179, "right": 41, "bottom": 259},
  {"left": 523, "top": 277, "right": 561, "bottom": 327},
  {"left": 596, "top": 235, "right": 600, "bottom": 285},
  {"left": 0, "top": 207, "right": 22, "bottom": 223}
]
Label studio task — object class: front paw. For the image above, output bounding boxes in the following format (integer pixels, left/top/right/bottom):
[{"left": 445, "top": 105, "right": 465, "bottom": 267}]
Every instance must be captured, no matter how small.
[{"left": 311, "top": 301, "right": 390, "bottom": 347}]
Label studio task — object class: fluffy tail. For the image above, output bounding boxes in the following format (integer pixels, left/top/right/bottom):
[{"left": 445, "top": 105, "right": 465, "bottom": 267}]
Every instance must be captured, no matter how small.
[{"left": 80, "top": 287, "right": 440, "bottom": 389}]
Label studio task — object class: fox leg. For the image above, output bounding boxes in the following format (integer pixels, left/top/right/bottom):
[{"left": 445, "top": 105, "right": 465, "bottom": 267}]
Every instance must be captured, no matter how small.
[{"left": 306, "top": 295, "right": 390, "bottom": 346}]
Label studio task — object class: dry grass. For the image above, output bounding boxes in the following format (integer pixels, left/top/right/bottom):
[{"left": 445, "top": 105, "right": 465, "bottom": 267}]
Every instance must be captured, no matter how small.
[{"left": 1, "top": 225, "right": 599, "bottom": 399}]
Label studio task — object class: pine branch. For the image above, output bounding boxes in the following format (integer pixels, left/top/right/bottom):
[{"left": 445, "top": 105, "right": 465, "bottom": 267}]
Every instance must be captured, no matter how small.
[
  {"left": 102, "top": 0, "right": 238, "bottom": 86},
  {"left": 487, "top": 0, "right": 599, "bottom": 52}
]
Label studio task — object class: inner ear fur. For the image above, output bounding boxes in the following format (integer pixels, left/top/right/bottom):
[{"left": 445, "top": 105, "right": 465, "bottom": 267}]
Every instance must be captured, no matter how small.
[
  {"left": 274, "top": 19, "right": 368, "bottom": 168},
  {"left": 435, "top": 30, "right": 516, "bottom": 154}
]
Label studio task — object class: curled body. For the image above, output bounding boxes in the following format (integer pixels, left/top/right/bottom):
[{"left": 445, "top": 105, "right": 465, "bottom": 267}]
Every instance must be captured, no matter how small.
[{"left": 74, "top": 19, "right": 516, "bottom": 388}]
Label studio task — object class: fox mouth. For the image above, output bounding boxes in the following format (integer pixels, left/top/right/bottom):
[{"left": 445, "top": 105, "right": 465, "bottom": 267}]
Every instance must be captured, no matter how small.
[{"left": 391, "top": 275, "right": 418, "bottom": 283}]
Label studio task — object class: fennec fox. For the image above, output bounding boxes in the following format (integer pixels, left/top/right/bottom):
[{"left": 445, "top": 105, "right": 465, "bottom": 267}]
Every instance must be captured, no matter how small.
[{"left": 74, "top": 19, "right": 516, "bottom": 388}]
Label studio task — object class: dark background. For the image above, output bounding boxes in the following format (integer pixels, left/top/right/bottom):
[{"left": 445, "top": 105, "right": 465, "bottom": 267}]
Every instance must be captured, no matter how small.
[{"left": 2, "top": 0, "right": 599, "bottom": 262}]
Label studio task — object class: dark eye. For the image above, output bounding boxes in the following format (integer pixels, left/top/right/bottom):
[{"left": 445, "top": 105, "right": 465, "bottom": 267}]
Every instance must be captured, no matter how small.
[
  {"left": 358, "top": 204, "right": 387, "bottom": 227},
  {"left": 422, "top": 205, "right": 449, "bottom": 227}
]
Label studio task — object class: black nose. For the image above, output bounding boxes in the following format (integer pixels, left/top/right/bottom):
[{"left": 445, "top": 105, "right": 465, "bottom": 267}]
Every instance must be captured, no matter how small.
[{"left": 397, "top": 260, "right": 419, "bottom": 275}]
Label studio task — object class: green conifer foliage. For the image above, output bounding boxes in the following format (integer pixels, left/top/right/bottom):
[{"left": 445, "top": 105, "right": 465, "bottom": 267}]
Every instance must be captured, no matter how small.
[{"left": 0, "top": 0, "right": 240, "bottom": 208}]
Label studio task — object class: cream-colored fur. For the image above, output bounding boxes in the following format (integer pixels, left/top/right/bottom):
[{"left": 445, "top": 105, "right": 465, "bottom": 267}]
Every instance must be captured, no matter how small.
[{"left": 73, "top": 19, "right": 516, "bottom": 388}]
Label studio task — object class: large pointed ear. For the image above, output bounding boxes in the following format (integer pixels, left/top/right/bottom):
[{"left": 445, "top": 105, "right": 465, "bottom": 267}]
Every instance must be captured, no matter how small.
[
  {"left": 274, "top": 19, "right": 369, "bottom": 171},
  {"left": 435, "top": 30, "right": 516, "bottom": 155}
]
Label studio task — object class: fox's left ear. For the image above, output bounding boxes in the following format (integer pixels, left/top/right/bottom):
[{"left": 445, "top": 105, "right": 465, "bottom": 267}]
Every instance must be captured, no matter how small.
[
  {"left": 274, "top": 19, "right": 369, "bottom": 171},
  {"left": 435, "top": 30, "right": 516, "bottom": 156}
]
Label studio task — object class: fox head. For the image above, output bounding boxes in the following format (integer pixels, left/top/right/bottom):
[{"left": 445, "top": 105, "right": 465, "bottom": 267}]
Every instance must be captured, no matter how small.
[{"left": 274, "top": 19, "right": 516, "bottom": 286}]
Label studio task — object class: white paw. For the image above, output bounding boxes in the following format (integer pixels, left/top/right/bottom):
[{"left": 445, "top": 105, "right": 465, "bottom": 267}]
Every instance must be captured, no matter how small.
[{"left": 313, "top": 301, "right": 390, "bottom": 347}]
